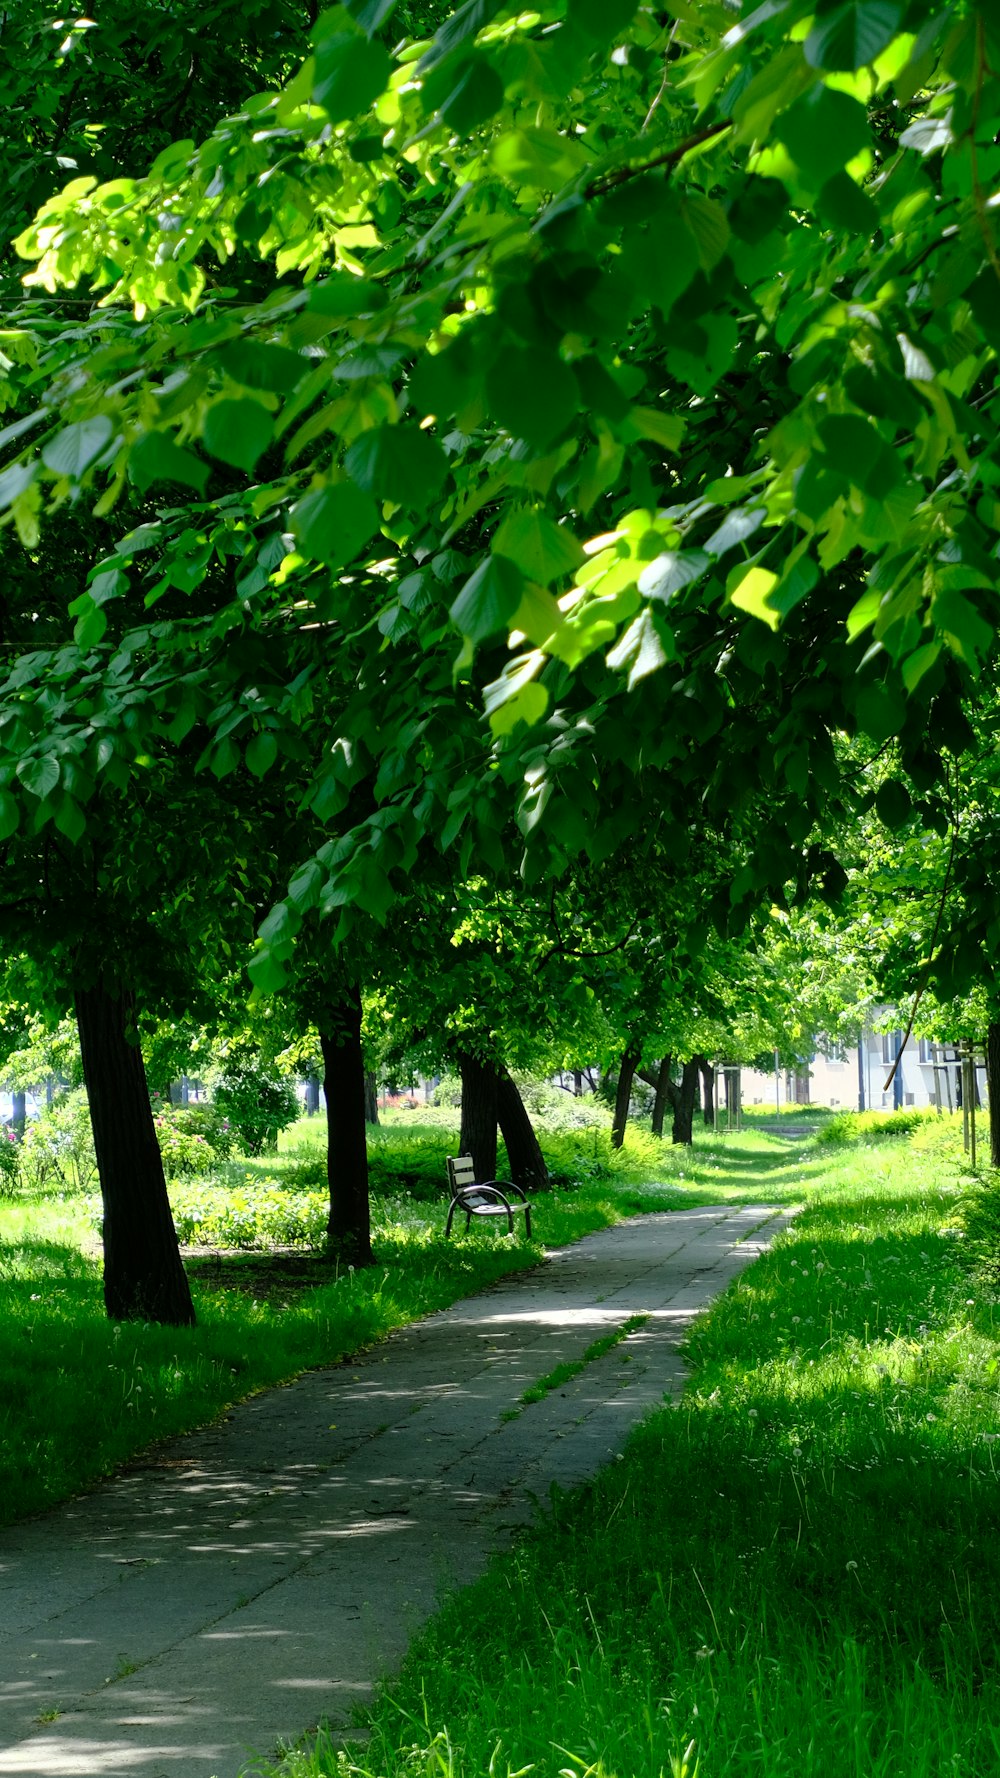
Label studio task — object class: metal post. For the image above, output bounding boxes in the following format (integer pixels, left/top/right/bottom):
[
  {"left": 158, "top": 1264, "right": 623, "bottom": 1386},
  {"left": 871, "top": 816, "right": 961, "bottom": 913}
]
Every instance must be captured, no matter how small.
[
  {"left": 774, "top": 1049, "right": 780, "bottom": 1118},
  {"left": 962, "top": 1044, "right": 970, "bottom": 1153}
]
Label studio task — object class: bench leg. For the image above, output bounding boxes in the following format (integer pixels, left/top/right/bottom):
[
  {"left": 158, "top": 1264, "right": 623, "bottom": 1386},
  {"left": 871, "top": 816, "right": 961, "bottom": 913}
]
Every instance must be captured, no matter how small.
[{"left": 445, "top": 1201, "right": 458, "bottom": 1238}]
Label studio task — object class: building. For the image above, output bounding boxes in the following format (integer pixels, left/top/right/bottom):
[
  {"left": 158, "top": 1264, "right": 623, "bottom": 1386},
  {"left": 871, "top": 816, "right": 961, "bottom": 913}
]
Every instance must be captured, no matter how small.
[{"left": 741, "top": 1023, "right": 987, "bottom": 1113}]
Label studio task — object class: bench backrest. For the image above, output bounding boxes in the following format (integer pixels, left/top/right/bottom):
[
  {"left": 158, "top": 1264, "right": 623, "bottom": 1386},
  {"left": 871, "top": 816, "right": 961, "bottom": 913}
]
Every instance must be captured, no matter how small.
[{"left": 446, "top": 1154, "right": 477, "bottom": 1199}]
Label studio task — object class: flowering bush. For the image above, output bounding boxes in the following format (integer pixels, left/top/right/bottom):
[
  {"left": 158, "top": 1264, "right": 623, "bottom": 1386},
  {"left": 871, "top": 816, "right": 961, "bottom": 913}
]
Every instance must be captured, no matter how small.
[
  {"left": 152, "top": 1108, "right": 217, "bottom": 1179},
  {"left": 19, "top": 1090, "right": 97, "bottom": 1195}
]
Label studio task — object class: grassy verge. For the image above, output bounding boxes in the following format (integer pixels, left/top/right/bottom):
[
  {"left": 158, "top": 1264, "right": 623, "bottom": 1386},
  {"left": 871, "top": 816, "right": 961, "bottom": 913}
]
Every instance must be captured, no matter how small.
[
  {"left": 0, "top": 1117, "right": 796, "bottom": 1527},
  {"left": 281, "top": 1126, "right": 1000, "bottom": 1778}
]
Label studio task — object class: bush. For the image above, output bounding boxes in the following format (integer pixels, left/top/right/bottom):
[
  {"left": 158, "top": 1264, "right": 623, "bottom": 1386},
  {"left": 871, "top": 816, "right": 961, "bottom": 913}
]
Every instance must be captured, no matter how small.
[
  {"left": 152, "top": 1107, "right": 217, "bottom": 1180},
  {"left": 170, "top": 1180, "right": 329, "bottom": 1248},
  {"left": 212, "top": 1061, "right": 299, "bottom": 1155},
  {"left": 19, "top": 1090, "right": 97, "bottom": 1195},
  {"left": 0, "top": 1127, "right": 19, "bottom": 1199},
  {"left": 814, "top": 1108, "right": 935, "bottom": 1147}
]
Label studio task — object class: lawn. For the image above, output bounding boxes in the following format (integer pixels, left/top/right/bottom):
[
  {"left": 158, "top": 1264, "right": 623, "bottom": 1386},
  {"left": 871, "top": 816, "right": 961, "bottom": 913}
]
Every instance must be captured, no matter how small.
[
  {"left": 0, "top": 1107, "right": 799, "bottom": 1526},
  {"left": 279, "top": 1114, "right": 1000, "bottom": 1778}
]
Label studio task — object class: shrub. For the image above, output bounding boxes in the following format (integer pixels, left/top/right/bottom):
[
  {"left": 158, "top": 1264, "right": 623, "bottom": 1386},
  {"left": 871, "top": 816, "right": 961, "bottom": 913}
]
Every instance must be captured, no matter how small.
[
  {"left": 814, "top": 1108, "right": 935, "bottom": 1147},
  {"left": 19, "top": 1090, "right": 97, "bottom": 1195},
  {"left": 212, "top": 1062, "right": 299, "bottom": 1155},
  {"left": 152, "top": 1108, "right": 217, "bottom": 1179},
  {"left": 170, "top": 1181, "right": 329, "bottom": 1248},
  {"left": 0, "top": 1126, "right": 19, "bottom": 1199}
]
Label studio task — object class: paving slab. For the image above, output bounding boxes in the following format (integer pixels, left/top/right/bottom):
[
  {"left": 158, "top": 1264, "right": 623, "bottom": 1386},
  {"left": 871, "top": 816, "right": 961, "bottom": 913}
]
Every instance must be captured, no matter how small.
[{"left": 0, "top": 1203, "right": 795, "bottom": 1778}]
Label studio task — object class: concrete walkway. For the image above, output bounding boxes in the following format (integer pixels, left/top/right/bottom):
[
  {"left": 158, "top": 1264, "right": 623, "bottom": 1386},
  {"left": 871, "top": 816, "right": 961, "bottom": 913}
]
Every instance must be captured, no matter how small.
[{"left": 0, "top": 1204, "right": 793, "bottom": 1778}]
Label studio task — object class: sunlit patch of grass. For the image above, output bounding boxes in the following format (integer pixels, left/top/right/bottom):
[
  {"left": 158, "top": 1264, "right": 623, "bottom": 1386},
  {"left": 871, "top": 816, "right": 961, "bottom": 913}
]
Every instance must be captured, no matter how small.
[{"left": 279, "top": 1131, "right": 1000, "bottom": 1778}]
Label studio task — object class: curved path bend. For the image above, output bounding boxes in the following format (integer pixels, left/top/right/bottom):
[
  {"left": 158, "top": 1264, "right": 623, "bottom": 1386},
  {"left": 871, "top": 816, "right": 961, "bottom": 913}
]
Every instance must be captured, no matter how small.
[{"left": 0, "top": 1203, "right": 794, "bottom": 1778}]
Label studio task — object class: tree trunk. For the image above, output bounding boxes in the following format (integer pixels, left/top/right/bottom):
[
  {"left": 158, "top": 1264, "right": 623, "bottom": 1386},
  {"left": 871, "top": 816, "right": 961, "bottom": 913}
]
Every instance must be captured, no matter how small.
[
  {"left": 320, "top": 984, "right": 373, "bottom": 1266},
  {"left": 169, "top": 1080, "right": 183, "bottom": 1105},
  {"left": 496, "top": 1069, "right": 548, "bottom": 1190},
  {"left": 573, "top": 1070, "right": 583, "bottom": 1096},
  {"left": 74, "top": 977, "right": 195, "bottom": 1326},
  {"left": 650, "top": 1056, "right": 672, "bottom": 1139},
  {"left": 11, "top": 1090, "right": 25, "bottom": 1136},
  {"left": 364, "top": 1069, "right": 379, "bottom": 1125},
  {"left": 672, "top": 1058, "right": 700, "bottom": 1145},
  {"left": 458, "top": 1051, "right": 498, "bottom": 1180},
  {"left": 699, "top": 1056, "right": 714, "bottom": 1125},
  {"left": 988, "top": 1022, "right": 1000, "bottom": 1168},
  {"left": 611, "top": 1044, "right": 641, "bottom": 1150}
]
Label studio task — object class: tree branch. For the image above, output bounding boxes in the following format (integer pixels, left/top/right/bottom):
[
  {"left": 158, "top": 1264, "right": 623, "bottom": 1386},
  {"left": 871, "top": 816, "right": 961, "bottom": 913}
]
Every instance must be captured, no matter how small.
[{"left": 585, "top": 120, "right": 732, "bottom": 199}]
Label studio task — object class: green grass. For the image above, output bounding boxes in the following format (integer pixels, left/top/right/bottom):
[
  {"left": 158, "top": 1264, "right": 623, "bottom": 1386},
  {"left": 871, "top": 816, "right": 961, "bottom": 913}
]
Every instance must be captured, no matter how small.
[
  {"left": 518, "top": 1314, "right": 648, "bottom": 1408},
  {"left": 0, "top": 1115, "right": 792, "bottom": 1526},
  {"left": 278, "top": 1126, "right": 1000, "bottom": 1778}
]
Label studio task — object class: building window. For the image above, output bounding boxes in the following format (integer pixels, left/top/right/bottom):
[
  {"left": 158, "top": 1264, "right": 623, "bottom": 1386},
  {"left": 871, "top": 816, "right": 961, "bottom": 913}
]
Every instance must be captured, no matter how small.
[{"left": 918, "top": 1038, "right": 934, "bottom": 1064}]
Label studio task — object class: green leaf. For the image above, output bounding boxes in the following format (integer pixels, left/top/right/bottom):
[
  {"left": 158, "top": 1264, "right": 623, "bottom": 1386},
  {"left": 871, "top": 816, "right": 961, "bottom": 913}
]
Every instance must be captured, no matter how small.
[
  {"left": 343, "top": 0, "right": 398, "bottom": 36},
  {"left": 307, "top": 274, "right": 386, "bottom": 318},
  {"left": 627, "top": 408, "right": 686, "bottom": 453},
  {"left": 875, "top": 779, "right": 912, "bottom": 829},
  {"left": 0, "top": 791, "right": 20, "bottom": 840},
  {"left": 778, "top": 87, "right": 871, "bottom": 185},
  {"left": 492, "top": 509, "right": 585, "bottom": 584},
  {"left": 17, "top": 755, "right": 60, "bottom": 801},
  {"left": 932, "top": 588, "right": 993, "bottom": 670},
  {"left": 431, "top": 55, "right": 505, "bottom": 132},
  {"left": 804, "top": 1, "right": 903, "bottom": 71},
  {"left": 129, "top": 431, "right": 209, "bottom": 495},
  {"left": 246, "top": 731, "right": 279, "bottom": 778},
  {"left": 486, "top": 348, "right": 577, "bottom": 449},
  {"left": 290, "top": 483, "right": 380, "bottom": 568},
  {"left": 313, "top": 33, "right": 391, "bottom": 122},
  {"left": 73, "top": 596, "right": 108, "bottom": 649},
  {"left": 41, "top": 416, "right": 114, "bottom": 479},
  {"left": 489, "top": 682, "right": 549, "bottom": 736},
  {"left": 450, "top": 555, "right": 524, "bottom": 643},
  {"left": 606, "top": 608, "right": 672, "bottom": 688},
  {"left": 344, "top": 426, "right": 449, "bottom": 509},
  {"left": 214, "top": 340, "right": 307, "bottom": 393},
  {"left": 203, "top": 400, "right": 274, "bottom": 474},
  {"left": 729, "top": 566, "right": 780, "bottom": 629},
  {"left": 637, "top": 551, "right": 711, "bottom": 602},
  {"left": 53, "top": 794, "right": 85, "bottom": 844}
]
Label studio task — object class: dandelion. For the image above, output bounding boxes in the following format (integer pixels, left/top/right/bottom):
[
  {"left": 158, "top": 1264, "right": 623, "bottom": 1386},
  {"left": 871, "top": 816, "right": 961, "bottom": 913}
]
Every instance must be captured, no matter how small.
[
  {"left": 748, "top": 1409, "right": 758, "bottom": 1418},
  {"left": 926, "top": 1412, "right": 937, "bottom": 1423}
]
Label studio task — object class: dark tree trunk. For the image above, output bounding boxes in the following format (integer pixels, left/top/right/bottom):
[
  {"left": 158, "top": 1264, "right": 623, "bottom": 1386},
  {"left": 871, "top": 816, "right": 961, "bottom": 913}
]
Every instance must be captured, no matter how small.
[
  {"left": 611, "top": 1044, "right": 641, "bottom": 1150},
  {"left": 496, "top": 1069, "right": 548, "bottom": 1190},
  {"left": 169, "top": 1080, "right": 183, "bottom": 1105},
  {"left": 11, "top": 1091, "right": 25, "bottom": 1136},
  {"left": 573, "top": 1070, "right": 583, "bottom": 1097},
  {"left": 650, "top": 1056, "right": 672, "bottom": 1139},
  {"left": 304, "top": 1074, "right": 320, "bottom": 1115},
  {"left": 45, "top": 1075, "right": 54, "bottom": 1108},
  {"left": 74, "top": 978, "right": 195, "bottom": 1326},
  {"left": 672, "top": 1058, "right": 700, "bottom": 1145},
  {"left": 698, "top": 1056, "right": 714, "bottom": 1125},
  {"left": 364, "top": 1070, "right": 379, "bottom": 1125},
  {"left": 320, "top": 984, "right": 373, "bottom": 1266},
  {"left": 988, "top": 1022, "right": 1000, "bottom": 1168},
  {"left": 458, "top": 1051, "right": 498, "bottom": 1180}
]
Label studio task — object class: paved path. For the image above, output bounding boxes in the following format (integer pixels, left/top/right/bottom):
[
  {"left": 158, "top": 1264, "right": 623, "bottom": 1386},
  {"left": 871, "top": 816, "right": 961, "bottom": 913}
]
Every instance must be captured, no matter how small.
[{"left": 0, "top": 1204, "right": 793, "bottom": 1778}]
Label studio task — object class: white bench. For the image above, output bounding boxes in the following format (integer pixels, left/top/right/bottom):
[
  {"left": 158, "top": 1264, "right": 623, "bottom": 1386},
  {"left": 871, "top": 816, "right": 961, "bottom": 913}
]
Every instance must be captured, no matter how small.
[{"left": 445, "top": 1154, "right": 533, "bottom": 1239}]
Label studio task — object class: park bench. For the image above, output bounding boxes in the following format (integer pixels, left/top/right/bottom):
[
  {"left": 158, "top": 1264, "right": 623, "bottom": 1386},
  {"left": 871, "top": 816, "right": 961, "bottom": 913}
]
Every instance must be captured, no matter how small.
[{"left": 445, "top": 1154, "right": 532, "bottom": 1239}]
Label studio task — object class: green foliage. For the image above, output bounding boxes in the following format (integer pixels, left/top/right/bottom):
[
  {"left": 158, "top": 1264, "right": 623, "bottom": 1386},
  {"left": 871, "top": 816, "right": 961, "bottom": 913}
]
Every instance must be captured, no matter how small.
[
  {"left": 18, "top": 1090, "right": 97, "bottom": 1196},
  {"left": 212, "top": 1058, "right": 300, "bottom": 1155},
  {"left": 0, "top": 1128, "right": 20, "bottom": 1200},
  {"left": 815, "top": 1107, "right": 942, "bottom": 1146},
  {"left": 151, "top": 1107, "right": 218, "bottom": 1180}
]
